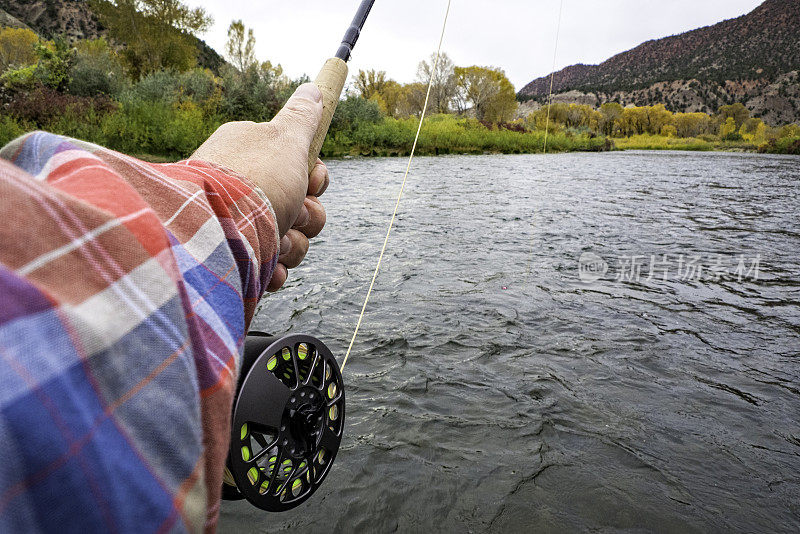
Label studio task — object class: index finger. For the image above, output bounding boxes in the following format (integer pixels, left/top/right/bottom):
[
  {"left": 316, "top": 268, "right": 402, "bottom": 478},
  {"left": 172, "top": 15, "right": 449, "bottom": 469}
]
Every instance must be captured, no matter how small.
[{"left": 309, "top": 159, "right": 329, "bottom": 197}]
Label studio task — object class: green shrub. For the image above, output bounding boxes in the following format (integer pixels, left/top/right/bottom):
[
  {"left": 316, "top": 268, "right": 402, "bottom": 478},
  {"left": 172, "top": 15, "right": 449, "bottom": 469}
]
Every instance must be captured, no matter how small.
[
  {"left": 119, "top": 67, "right": 222, "bottom": 121},
  {"left": 124, "top": 70, "right": 183, "bottom": 103},
  {"left": 330, "top": 95, "right": 382, "bottom": 134},
  {"left": 178, "top": 68, "right": 220, "bottom": 103},
  {"left": 0, "top": 115, "right": 32, "bottom": 147},
  {"left": 0, "top": 64, "right": 37, "bottom": 90},
  {"left": 45, "top": 107, "right": 106, "bottom": 142},
  {"left": 759, "top": 136, "right": 800, "bottom": 155},
  {"left": 219, "top": 64, "right": 280, "bottom": 122},
  {"left": 100, "top": 99, "right": 220, "bottom": 158},
  {"left": 32, "top": 39, "right": 75, "bottom": 91},
  {"left": 68, "top": 38, "right": 128, "bottom": 97},
  {"left": 164, "top": 101, "right": 218, "bottom": 156},
  {"left": 1, "top": 38, "right": 75, "bottom": 92},
  {"left": 778, "top": 124, "right": 800, "bottom": 139},
  {"left": 721, "top": 131, "right": 743, "bottom": 142}
]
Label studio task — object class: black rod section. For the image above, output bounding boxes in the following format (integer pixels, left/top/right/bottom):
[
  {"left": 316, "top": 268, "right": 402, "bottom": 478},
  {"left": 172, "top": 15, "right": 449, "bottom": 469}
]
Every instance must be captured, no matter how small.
[{"left": 335, "top": 0, "right": 377, "bottom": 62}]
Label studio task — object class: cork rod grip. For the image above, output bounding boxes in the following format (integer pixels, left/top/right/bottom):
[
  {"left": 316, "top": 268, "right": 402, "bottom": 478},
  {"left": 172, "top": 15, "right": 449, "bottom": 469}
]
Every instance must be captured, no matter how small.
[{"left": 308, "top": 57, "right": 349, "bottom": 173}]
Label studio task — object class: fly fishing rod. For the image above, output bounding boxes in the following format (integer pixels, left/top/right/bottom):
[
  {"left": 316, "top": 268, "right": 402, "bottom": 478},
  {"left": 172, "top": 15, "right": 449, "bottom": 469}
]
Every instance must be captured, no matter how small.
[{"left": 221, "top": 0, "right": 375, "bottom": 512}]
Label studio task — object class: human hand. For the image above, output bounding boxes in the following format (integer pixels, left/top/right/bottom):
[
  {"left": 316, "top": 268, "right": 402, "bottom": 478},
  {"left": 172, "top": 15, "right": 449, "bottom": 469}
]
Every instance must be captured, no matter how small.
[
  {"left": 268, "top": 157, "right": 328, "bottom": 291},
  {"left": 191, "top": 83, "right": 329, "bottom": 292}
]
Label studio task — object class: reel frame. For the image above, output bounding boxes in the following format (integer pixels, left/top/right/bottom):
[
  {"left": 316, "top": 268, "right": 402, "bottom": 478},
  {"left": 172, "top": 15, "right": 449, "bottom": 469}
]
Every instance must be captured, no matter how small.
[{"left": 224, "top": 332, "right": 345, "bottom": 511}]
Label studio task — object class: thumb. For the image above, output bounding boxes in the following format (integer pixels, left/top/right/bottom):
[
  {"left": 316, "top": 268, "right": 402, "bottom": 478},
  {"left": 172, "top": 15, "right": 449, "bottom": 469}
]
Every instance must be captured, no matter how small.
[{"left": 271, "top": 83, "right": 323, "bottom": 149}]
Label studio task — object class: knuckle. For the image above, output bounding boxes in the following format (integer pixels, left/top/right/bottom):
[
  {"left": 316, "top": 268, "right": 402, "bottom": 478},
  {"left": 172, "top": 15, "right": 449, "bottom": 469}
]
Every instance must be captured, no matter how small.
[
  {"left": 281, "top": 100, "right": 321, "bottom": 129},
  {"left": 286, "top": 100, "right": 315, "bottom": 116},
  {"left": 255, "top": 122, "right": 281, "bottom": 143}
]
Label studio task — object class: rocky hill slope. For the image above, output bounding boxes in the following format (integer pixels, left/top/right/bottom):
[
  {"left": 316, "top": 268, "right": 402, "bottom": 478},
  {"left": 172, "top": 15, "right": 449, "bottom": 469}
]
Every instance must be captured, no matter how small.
[
  {"left": 518, "top": 0, "right": 800, "bottom": 125},
  {"left": 0, "top": 0, "right": 225, "bottom": 73}
]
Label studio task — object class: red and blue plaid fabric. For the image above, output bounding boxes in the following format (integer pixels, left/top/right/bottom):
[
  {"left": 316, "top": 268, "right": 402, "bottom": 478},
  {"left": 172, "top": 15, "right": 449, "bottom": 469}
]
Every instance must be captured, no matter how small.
[{"left": 0, "top": 132, "right": 279, "bottom": 532}]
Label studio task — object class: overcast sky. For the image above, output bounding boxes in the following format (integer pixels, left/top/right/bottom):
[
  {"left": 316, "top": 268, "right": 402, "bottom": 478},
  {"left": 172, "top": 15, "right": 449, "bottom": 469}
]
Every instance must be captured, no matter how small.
[{"left": 186, "top": 0, "right": 765, "bottom": 90}]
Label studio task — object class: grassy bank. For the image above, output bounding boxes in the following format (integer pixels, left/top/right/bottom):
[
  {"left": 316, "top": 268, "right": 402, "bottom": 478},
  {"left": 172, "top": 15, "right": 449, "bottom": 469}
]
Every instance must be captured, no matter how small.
[
  {"left": 2, "top": 110, "right": 798, "bottom": 159},
  {"left": 0, "top": 99, "right": 222, "bottom": 159},
  {"left": 0, "top": 110, "right": 610, "bottom": 159},
  {"left": 322, "top": 115, "right": 611, "bottom": 157},
  {"left": 612, "top": 134, "right": 800, "bottom": 154},
  {"left": 613, "top": 134, "right": 751, "bottom": 152}
]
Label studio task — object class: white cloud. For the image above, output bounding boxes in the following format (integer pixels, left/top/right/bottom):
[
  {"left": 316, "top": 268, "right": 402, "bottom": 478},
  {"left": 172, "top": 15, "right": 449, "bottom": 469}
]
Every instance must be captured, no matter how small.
[{"left": 187, "top": 0, "right": 765, "bottom": 90}]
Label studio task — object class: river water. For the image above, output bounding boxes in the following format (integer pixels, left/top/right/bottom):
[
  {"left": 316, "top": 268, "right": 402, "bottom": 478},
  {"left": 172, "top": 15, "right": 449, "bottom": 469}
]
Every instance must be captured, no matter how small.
[{"left": 221, "top": 151, "right": 800, "bottom": 532}]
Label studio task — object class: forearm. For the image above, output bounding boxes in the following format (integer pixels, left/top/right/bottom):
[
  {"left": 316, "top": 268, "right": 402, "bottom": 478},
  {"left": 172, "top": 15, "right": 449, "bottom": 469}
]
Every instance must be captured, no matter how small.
[{"left": 0, "top": 132, "right": 279, "bottom": 532}]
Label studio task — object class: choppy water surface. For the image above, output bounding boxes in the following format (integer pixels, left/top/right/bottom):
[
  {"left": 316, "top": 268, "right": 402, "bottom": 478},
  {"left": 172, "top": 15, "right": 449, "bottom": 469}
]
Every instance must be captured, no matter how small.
[{"left": 222, "top": 151, "right": 800, "bottom": 532}]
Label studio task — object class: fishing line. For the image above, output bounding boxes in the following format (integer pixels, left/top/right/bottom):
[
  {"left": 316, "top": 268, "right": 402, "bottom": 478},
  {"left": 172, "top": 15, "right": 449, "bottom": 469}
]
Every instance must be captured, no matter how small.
[
  {"left": 523, "top": 0, "right": 564, "bottom": 285},
  {"left": 542, "top": 0, "right": 564, "bottom": 155},
  {"left": 225, "top": 0, "right": 457, "bottom": 513},
  {"left": 341, "top": 0, "right": 452, "bottom": 371}
]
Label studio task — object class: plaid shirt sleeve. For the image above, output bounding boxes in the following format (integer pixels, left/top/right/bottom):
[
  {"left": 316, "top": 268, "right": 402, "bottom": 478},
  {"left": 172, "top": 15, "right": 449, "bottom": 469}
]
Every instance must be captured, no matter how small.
[{"left": 0, "top": 132, "right": 280, "bottom": 533}]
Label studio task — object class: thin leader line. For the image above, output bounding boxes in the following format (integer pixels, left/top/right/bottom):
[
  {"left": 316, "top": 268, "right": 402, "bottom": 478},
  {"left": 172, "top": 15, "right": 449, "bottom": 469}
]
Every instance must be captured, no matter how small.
[
  {"left": 341, "top": 0, "right": 452, "bottom": 371},
  {"left": 524, "top": 0, "right": 564, "bottom": 285},
  {"left": 542, "top": 0, "right": 564, "bottom": 155}
]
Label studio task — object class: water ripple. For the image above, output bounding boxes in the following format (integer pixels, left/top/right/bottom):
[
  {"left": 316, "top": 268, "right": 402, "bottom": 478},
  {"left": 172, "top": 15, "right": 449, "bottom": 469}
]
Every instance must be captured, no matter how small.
[{"left": 224, "top": 151, "right": 800, "bottom": 532}]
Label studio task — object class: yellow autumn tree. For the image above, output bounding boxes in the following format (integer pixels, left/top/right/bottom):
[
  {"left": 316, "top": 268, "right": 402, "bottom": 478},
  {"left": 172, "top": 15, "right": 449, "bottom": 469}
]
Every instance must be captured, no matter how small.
[
  {"left": 618, "top": 106, "right": 649, "bottom": 136},
  {"left": 674, "top": 112, "right": 714, "bottom": 138},
  {"left": 226, "top": 20, "right": 256, "bottom": 73},
  {"left": 352, "top": 71, "right": 412, "bottom": 118},
  {"left": 454, "top": 66, "right": 517, "bottom": 123},
  {"left": 718, "top": 103, "right": 750, "bottom": 129},
  {"left": 739, "top": 118, "right": 768, "bottom": 144},
  {"left": 644, "top": 104, "right": 673, "bottom": 135},
  {"left": 0, "top": 27, "right": 39, "bottom": 72},
  {"left": 353, "top": 69, "right": 388, "bottom": 101},
  {"left": 599, "top": 102, "right": 623, "bottom": 136},
  {"left": 778, "top": 124, "right": 800, "bottom": 139},
  {"left": 90, "top": 0, "right": 212, "bottom": 77},
  {"left": 397, "top": 82, "right": 428, "bottom": 117},
  {"left": 720, "top": 117, "right": 739, "bottom": 139},
  {"left": 661, "top": 124, "right": 678, "bottom": 137},
  {"left": 378, "top": 80, "right": 404, "bottom": 118}
]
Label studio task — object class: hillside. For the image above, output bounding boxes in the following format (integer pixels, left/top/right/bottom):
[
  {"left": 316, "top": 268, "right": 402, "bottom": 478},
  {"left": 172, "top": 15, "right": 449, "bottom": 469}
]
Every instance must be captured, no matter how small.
[
  {"left": 0, "top": 0, "right": 225, "bottom": 73},
  {"left": 0, "top": 8, "right": 31, "bottom": 30},
  {"left": 518, "top": 0, "right": 800, "bottom": 125}
]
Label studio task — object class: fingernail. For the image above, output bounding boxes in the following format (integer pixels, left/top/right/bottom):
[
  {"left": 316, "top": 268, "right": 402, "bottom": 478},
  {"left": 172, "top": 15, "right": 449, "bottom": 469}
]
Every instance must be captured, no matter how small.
[
  {"left": 295, "top": 83, "right": 322, "bottom": 103},
  {"left": 295, "top": 205, "right": 310, "bottom": 227},
  {"left": 280, "top": 235, "right": 291, "bottom": 255}
]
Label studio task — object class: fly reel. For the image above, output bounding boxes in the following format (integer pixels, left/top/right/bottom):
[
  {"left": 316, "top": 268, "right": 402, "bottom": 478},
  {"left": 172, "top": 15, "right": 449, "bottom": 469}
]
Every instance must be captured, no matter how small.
[{"left": 222, "top": 332, "right": 345, "bottom": 511}]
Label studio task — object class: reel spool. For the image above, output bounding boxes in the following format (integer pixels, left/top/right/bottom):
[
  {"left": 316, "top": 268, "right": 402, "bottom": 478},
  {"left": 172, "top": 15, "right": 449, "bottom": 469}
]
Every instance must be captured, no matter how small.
[{"left": 222, "top": 332, "right": 345, "bottom": 511}]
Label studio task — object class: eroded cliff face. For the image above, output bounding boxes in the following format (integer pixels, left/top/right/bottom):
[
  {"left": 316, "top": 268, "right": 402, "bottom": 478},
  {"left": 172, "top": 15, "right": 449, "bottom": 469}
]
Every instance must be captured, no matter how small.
[
  {"left": 518, "top": 0, "right": 800, "bottom": 125},
  {"left": 519, "top": 72, "right": 800, "bottom": 125},
  {"left": 1, "top": 0, "right": 102, "bottom": 42}
]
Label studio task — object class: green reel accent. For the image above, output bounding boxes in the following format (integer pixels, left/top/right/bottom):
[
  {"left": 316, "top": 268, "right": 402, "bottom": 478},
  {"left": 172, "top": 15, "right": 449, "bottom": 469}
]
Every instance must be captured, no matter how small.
[{"left": 223, "top": 333, "right": 345, "bottom": 512}]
